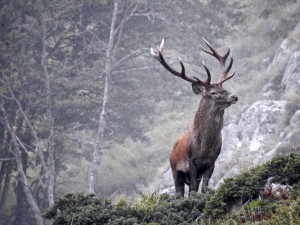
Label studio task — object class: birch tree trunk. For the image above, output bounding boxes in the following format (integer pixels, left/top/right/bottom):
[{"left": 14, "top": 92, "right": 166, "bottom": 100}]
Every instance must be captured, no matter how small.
[
  {"left": 88, "top": 0, "right": 119, "bottom": 194},
  {"left": 41, "top": 7, "right": 56, "bottom": 207},
  {"left": 87, "top": 0, "right": 164, "bottom": 194}
]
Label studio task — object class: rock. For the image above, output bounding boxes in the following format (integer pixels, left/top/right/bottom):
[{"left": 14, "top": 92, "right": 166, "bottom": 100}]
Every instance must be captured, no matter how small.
[
  {"left": 263, "top": 178, "right": 293, "bottom": 200},
  {"left": 210, "top": 100, "right": 287, "bottom": 188},
  {"left": 273, "top": 110, "right": 300, "bottom": 155},
  {"left": 289, "top": 110, "right": 300, "bottom": 130},
  {"left": 157, "top": 167, "right": 175, "bottom": 195},
  {"left": 282, "top": 50, "right": 300, "bottom": 96},
  {"left": 212, "top": 60, "right": 300, "bottom": 186},
  {"left": 267, "top": 38, "right": 298, "bottom": 72},
  {"left": 262, "top": 35, "right": 299, "bottom": 100},
  {"left": 261, "top": 57, "right": 271, "bottom": 70},
  {"left": 209, "top": 122, "right": 240, "bottom": 187},
  {"left": 262, "top": 74, "right": 284, "bottom": 100},
  {"left": 237, "top": 100, "right": 286, "bottom": 153}
]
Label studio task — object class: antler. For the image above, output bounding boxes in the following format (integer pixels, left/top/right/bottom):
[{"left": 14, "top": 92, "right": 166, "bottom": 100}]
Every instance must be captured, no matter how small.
[
  {"left": 151, "top": 39, "right": 211, "bottom": 87},
  {"left": 200, "top": 38, "right": 235, "bottom": 86}
]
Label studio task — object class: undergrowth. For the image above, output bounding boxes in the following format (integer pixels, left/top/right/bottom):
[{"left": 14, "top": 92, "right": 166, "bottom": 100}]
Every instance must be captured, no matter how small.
[{"left": 44, "top": 154, "right": 300, "bottom": 224}]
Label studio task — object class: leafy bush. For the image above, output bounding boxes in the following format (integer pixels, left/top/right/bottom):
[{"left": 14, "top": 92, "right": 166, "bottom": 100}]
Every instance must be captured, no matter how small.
[
  {"left": 204, "top": 154, "right": 300, "bottom": 218},
  {"left": 216, "top": 185, "right": 300, "bottom": 225},
  {"left": 154, "top": 192, "right": 207, "bottom": 224},
  {"left": 44, "top": 154, "right": 300, "bottom": 224}
]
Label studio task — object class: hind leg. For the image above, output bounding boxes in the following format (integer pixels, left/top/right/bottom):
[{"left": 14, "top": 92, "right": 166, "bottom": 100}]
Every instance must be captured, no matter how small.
[{"left": 172, "top": 170, "right": 185, "bottom": 197}]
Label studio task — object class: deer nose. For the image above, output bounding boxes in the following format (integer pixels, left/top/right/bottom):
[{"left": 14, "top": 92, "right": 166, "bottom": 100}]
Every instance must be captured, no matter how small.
[{"left": 229, "top": 95, "right": 238, "bottom": 102}]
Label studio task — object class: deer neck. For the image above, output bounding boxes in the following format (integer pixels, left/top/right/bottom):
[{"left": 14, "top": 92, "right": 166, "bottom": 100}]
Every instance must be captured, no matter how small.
[{"left": 193, "top": 97, "right": 224, "bottom": 136}]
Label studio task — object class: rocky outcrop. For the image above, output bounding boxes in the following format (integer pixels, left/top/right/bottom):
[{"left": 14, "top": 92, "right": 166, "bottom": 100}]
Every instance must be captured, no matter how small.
[
  {"left": 237, "top": 101, "right": 286, "bottom": 152},
  {"left": 274, "top": 109, "right": 300, "bottom": 155},
  {"left": 210, "top": 100, "right": 287, "bottom": 187},
  {"left": 262, "top": 38, "right": 299, "bottom": 99},
  {"left": 158, "top": 167, "right": 175, "bottom": 195},
  {"left": 157, "top": 33, "right": 300, "bottom": 194},
  {"left": 267, "top": 38, "right": 298, "bottom": 72},
  {"left": 282, "top": 50, "right": 300, "bottom": 96},
  {"left": 212, "top": 35, "right": 300, "bottom": 187}
]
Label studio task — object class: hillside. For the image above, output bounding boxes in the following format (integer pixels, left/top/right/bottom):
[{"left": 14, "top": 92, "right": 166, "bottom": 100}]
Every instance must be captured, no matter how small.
[{"left": 44, "top": 154, "right": 300, "bottom": 224}]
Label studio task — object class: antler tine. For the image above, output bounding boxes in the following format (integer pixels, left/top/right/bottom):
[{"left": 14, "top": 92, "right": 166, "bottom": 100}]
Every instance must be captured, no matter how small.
[
  {"left": 151, "top": 39, "right": 208, "bottom": 85},
  {"left": 200, "top": 38, "right": 230, "bottom": 69},
  {"left": 224, "top": 56, "right": 233, "bottom": 75},
  {"left": 219, "top": 71, "right": 235, "bottom": 85},
  {"left": 200, "top": 38, "right": 234, "bottom": 86},
  {"left": 218, "top": 54, "right": 235, "bottom": 84},
  {"left": 202, "top": 61, "right": 211, "bottom": 85}
]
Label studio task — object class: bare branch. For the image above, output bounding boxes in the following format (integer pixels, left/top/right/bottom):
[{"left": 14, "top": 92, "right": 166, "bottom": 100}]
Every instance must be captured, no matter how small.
[
  {"left": 47, "top": 24, "right": 74, "bottom": 57},
  {"left": 0, "top": 158, "right": 16, "bottom": 161},
  {"left": 113, "top": 48, "right": 148, "bottom": 69},
  {"left": 0, "top": 72, "right": 47, "bottom": 171},
  {"left": 111, "top": 65, "right": 162, "bottom": 74},
  {"left": 74, "top": 22, "right": 107, "bottom": 47},
  {"left": 113, "top": 1, "right": 138, "bottom": 36}
]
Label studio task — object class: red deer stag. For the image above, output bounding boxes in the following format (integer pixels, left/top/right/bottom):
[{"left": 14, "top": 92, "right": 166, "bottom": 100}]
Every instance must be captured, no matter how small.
[{"left": 151, "top": 39, "right": 238, "bottom": 196}]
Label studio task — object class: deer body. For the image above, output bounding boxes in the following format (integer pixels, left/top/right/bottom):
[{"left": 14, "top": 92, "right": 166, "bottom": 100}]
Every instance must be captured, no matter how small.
[
  {"left": 151, "top": 39, "right": 238, "bottom": 196},
  {"left": 171, "top": 95, "right": 226, "bottom": 195}
]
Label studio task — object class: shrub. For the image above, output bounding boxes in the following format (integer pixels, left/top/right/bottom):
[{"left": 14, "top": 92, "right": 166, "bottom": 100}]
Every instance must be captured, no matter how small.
[
  {"left": 43, "top": 192, "right": 207, "bottom": 225},
  {"left": 154, "top": 192, "right": 207, "bottom": 224},
  {"left": 44, "top": 154, "right": 300, "bottom": 224},
  {"left": 203, "top": 154, "right": 300, "bottom": 218}
]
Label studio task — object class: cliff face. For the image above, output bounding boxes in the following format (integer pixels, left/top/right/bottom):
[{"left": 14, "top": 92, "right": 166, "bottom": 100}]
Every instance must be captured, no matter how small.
[{"left": 158, "top": 23, "right": 300, "bottom": 194}]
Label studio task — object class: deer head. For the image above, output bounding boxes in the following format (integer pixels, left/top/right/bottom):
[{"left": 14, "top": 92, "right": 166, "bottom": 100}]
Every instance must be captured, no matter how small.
[{"left": 151, "top": 38, "right": 238, "bottom": 109}]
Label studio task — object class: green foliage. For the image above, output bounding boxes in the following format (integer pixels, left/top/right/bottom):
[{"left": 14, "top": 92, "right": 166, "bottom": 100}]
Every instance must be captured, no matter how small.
[
  {"left": 155, "top": 192, "right": 207, "bottom": 225},
  {"left": 217, "top": 189, "right": 300, "bottom": 224},
  {"left": 44, "top": 155, "right": 300, "bottom": 224},
  {"left": 44, "top": 193, "right": 209, "bottom": 225},
  {"left": 43, "top": 193, "right": 152, "bottom": 225},
  {"left": 43, "top": 192, "right": 207, "bottom": 225},
  {"left": 204, "top": 154, "right": 300, "bottom": 218}
]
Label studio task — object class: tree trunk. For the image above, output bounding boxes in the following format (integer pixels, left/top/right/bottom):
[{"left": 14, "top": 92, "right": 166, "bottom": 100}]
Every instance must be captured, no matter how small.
[
  {"left": 0, "top": 161, "right": 13, "bottom": 219},
  {"left": 14, "top": 172, "right": 29, "bottom": 225},
  {"left": 1, "top": 110, "right": 44, "bottom": 225},
  {"left": 88, "top": 0, "right": 119, "bottom": 194},
  {"left": 41, "top": 8, "right": 56, "bottom": 207},
  {"left": 0, "top": 133, "right": 11, "bottom": 200}
]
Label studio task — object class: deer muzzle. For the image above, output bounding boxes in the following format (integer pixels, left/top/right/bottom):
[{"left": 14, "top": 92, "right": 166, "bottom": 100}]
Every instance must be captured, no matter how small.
[{"left": 228, "top": 95, "right": 238, "bottom": 104}]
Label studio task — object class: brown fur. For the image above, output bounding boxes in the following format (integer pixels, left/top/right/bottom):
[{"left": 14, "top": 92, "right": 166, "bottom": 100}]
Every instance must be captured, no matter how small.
[{"left": 170, "top": 85, "right": 237, "bottom": 196}]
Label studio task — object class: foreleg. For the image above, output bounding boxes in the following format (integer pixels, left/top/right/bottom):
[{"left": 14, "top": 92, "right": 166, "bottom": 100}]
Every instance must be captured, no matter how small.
[
  {"left": 201, "top": 164, "right": 215, "bottom": 193},
  {"left": 189, "top": 161, "right": 200, "bottom": 193}
]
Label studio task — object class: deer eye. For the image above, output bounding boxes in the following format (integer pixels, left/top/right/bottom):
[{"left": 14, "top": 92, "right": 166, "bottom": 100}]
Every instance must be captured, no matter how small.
[{"left": 211, "top": 92, "right": 217, "bottom": 95}]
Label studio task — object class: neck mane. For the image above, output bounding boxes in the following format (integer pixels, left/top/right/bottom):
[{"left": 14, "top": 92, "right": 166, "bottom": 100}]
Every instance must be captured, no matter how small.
[{"left": 193, "top": 97, "right": 225, "bottom": 134}]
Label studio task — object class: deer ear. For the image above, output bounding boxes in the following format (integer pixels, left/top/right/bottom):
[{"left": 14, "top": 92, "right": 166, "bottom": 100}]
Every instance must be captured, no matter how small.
[{"left": 192, "top": 83, "right": 206, "bottom": 95}]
